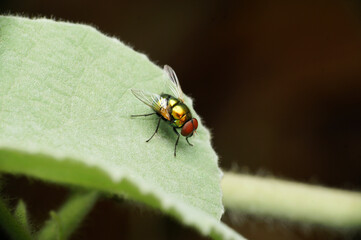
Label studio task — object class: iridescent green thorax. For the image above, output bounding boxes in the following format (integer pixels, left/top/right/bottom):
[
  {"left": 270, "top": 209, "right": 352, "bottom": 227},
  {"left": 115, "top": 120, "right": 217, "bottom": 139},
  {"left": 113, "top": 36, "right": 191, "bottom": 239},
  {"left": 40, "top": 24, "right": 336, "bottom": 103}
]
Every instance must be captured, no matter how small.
[{"left": 160, "top": 94, "right": 192, "bottom": 128}]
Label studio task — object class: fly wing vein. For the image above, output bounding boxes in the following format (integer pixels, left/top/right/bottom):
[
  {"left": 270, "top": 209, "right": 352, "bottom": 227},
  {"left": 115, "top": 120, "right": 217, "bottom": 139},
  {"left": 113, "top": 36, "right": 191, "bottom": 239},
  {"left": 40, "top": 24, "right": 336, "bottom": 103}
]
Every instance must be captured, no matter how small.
[{"left": 131, "top": 89, "right": 171, "bottom": 120}]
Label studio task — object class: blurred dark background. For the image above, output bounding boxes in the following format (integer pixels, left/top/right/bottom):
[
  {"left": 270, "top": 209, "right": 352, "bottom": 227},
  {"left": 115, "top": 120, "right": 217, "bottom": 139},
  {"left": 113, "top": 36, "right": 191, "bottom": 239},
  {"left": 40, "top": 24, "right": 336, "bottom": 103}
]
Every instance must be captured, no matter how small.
[{"left": 1, "top": 0, "right": 361, "bottom": 239}]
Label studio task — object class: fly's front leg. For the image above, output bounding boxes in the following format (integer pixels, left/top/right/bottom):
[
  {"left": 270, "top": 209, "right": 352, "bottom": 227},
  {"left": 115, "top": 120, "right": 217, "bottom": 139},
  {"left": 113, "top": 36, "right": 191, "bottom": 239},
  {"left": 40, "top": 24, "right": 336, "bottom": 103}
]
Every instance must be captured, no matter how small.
[
  {"left": 186, "top": 137, "right": 193, "bottom": 146},
  {"left": 173, "top": 127, "right": 180, "bottom": 157},
  {"left": 146, "top": 117, "right": 161, "bottom": 142},
  {"left": 131, "top": 113, "right": 156, "bottom": 117}
]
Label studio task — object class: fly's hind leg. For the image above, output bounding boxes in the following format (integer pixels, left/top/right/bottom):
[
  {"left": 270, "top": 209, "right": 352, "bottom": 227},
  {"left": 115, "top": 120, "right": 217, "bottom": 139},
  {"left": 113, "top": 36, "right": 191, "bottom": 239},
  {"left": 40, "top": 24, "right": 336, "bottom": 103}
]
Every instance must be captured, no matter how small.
[
  {"left": 173, "top": 127, "right": 180, "bottom": 157},
  {"left": 186, "top": 137, "right": 193, "bottom": 146},
  {"left": 131, "top": 113, "right": 156, "bottom": 117},
  {"left": 146, "top": 117, "right": 162, "bottom": 142}
]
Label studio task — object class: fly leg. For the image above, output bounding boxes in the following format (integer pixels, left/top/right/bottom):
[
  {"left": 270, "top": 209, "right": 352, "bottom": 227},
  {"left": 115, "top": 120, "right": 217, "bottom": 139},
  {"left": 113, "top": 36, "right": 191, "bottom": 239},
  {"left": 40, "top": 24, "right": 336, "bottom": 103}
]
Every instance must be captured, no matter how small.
[
  {"left": 173, "top": 127, "right": 180, "bottom": 157},
  {"left": 186, "top": 137, "right": 193, "bottom": 146},
  {"left": 146, "top": 117, "right": 161, "bottom": 142},
  {"left": 131, "top": 113, "right": 156, "bottom": 117}
]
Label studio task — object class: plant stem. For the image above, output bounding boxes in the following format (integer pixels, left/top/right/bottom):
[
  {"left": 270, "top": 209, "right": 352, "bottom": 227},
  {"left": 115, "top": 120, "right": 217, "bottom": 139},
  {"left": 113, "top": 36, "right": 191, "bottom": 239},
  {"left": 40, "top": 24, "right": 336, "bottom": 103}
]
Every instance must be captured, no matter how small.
[
  {"left": 222, "top": 172, "right": 361, "bottom": 229},
  {"left": 14, "top": 200, "right": 31, "bottom": 234},
  {"left": 37, "top": 191, "right": 99, "bottom": 240},
  {"left": 0, "top": 197, "right": 32, "bottom": 240}
]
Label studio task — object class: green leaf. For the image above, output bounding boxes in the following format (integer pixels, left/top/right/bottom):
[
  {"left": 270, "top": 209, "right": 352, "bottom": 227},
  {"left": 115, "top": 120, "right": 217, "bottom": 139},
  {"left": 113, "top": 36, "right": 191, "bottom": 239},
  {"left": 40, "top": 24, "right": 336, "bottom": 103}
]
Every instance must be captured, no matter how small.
[
  {"left": 37, "top": 191, "right": 98, "bottom": 240},
  {"left": 0, "top": 16, "right": 244, "bottom": 240},
  {"left": 14, "top": 200, "right": 31, "bottom": 234}
]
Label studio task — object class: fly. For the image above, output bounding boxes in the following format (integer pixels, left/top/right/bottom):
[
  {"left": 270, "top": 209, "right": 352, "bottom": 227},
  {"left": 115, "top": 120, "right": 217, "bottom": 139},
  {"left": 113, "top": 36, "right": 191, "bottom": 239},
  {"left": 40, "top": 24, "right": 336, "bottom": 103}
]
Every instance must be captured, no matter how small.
[{"left": 131, "top": 65, "right": 198, "bottom": 157}]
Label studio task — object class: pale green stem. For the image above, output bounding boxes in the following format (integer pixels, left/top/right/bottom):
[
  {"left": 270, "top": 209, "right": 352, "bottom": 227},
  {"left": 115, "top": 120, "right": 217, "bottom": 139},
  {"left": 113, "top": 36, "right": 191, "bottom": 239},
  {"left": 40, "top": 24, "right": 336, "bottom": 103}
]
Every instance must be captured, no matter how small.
[
  {"left": 37, "top": 191, "right": 99, "bottom": 240},
  {"left": 222, "top": 173, "right": 361, "bottom": 229}
]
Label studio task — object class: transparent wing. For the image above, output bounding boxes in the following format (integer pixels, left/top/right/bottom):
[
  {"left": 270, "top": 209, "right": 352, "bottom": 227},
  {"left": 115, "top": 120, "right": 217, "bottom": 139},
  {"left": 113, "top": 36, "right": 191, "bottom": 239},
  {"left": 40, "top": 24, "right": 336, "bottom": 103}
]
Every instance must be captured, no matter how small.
[
  {"left": 163, "top": 65, "right": 184, "bottom": 102},
  {"left": 131, "top": 89, "right": 170, "bottom": 118}
]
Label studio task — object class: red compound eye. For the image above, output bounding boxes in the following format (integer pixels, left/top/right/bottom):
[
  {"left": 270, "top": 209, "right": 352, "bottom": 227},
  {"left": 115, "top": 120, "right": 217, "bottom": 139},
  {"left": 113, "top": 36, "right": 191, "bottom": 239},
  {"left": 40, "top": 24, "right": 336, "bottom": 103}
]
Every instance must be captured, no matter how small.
[{"left": 181, "top": 118, "right": 198, "bottom": 136}]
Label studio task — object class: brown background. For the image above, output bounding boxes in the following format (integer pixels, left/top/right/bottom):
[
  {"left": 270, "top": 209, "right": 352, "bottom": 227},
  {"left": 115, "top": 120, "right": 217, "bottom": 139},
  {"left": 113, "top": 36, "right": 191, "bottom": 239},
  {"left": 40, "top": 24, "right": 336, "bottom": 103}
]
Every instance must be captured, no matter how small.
[{"left": 1, "top": 1, "right": 361, "bottom": 239}]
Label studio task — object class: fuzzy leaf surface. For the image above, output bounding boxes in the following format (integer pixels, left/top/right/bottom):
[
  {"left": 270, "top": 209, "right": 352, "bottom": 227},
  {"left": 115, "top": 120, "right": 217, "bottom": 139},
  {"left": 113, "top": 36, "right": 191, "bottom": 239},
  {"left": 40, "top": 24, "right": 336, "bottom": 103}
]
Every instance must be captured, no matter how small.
[{"left": 0, "top": 16, "right": 244, "bottom": 240}]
